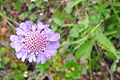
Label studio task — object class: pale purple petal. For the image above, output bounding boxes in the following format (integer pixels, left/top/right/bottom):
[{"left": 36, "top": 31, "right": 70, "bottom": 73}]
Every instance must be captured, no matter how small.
[
  {"left": 26, "top": 54, "right": 30, "bottom": 58},
  {"left": 21, "top": 53, "right": 27, "bottom": 62},
  {"left": 21, "top": 38, "right": 26, "bottom": 42},
  {"left": 49, "top": 33, "right": 60, "bottom": 41},
  {"left": 47, "top": 41, "right": 60, "bottom": 50},
  {"left": 37, "top": 53, "right": 46, "bottom": 64},
  {"left": 44, "top": 24, "right": 49, "bottom": 28},
  {"left": 36, "top": 55, "right": 40, "bottom": 63},
  {"left": 10, "top": 42, "right": 15, "bottom": 48},
  {"left": 10, "top": 35, "right": 18, "bottom": 41},
  {"left": 16, "top": 51, "right": 24, "bottom": 59},
  {"left": 32, "top": 54, "right": 36, "bottom": 62},
  {"left": 19, "top": 22, "right": 27, "bottom": 32},
  {"left": 14, "top": 42, "right": 23, "bottom": 52},
  {"left": 28, "top": 56, "right": 33, "bottom": 62},
  {"left": 41, "top": 55, "right": 47, "bottom": 64},
  {"left": 44, "top": 52, "right": 51, "bottom": 59},
  {"left": 25, "top": 20, "right": 31, "bottom": 27},
  {"left": 32, "top": 24, "right": 37, "bottom": 31},
  {"left": 25, "top": 20, "right": 31, "bottom": 32},
  {"left": 28, "top": 53, "right": 36, "bottom": 62},
  {"left": 16, "top": 28, "right": 26, "bottom": 36},
  {"left": 45, "top": 49, "right": 57, "bottom": 56},
  {"left": 37, "top": 21, "right": 44, "bottom": 31},
  {"left": 44, "top": 27, "right": 53, "bottom": 34}
]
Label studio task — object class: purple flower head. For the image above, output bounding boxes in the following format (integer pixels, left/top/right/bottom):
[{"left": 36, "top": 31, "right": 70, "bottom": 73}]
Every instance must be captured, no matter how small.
[{"left": 10, "top": 21, "right": 60, "bottom": 64}]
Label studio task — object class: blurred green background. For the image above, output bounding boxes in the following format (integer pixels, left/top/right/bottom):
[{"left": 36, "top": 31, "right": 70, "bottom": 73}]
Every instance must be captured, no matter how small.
[{"left": 0, "top": 0, "right": 120, "bottom": 80}]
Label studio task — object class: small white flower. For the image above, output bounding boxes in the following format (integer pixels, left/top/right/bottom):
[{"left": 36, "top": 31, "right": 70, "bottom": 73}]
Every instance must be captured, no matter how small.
[{"left": 31, "top": 0, "right": 36, "bottom": 2}]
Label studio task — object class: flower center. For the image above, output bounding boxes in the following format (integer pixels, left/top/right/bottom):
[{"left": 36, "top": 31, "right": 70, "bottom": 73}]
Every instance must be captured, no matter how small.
[{"left": 23, "top": 31, "right": 48, "bottom": 53}]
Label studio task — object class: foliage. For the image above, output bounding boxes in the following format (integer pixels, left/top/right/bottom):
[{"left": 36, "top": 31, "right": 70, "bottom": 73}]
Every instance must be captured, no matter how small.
[{"left": 0, "top": 0, "right": 120, "bottom": 79}]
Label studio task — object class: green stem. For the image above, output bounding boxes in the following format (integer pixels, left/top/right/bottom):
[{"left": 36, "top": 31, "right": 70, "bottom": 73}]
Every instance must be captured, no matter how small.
[
  {"left": 89, "top": 55, "right": 93, "bottom": 80},
  {"left": 1, "top": 13, "right": 16, "bottom": 29},
  {"left": 70, "top": 35, "right": 89, "bottom": 44},
  {"left": 105, "top": 30, "right": 120, "bottom": 36},
  {"left": 5, "top": 18, "right": 15, "bottom": 29},
  {"left": 90, "top": 22, "right": 102, "bottom": 33},
  {"left": 5, "top": 16, "right": 19, "bottom": 25}
]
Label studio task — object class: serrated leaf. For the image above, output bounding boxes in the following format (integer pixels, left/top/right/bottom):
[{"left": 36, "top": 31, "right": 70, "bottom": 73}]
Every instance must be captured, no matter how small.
[
  {"left": 75, "top": 38, "right": 94, "bottom": 60},
  {"left": 96, "top": 33, "right": 116, "bottom": 53}
]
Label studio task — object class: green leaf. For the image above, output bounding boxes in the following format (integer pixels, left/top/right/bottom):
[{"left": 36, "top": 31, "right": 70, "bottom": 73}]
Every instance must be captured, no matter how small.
[
  {"left": 110, "top": 61, "right": 117, "bottom": 74},
  {"left": 35, "top": 0, "right": 43, "bottom": 8},
  {"left": 0, "top": 61, "right": 4, "bottom": 68},
  {"left": 0, "top": 11, "right": 3, "bottom": 17},
  {"left": 29, "top": 13, "right": 37, "bottom": 21},
  {"left": 0, "top": 47, "right": 7, "bottom": 56},
  {"left": 28, "top": 3, "right": 36, "bottom": 11},
  {"left": 70, "top": 27, "right": 79, "bottom": 38},
  {"left": 19, "top": 12, "right": 28, "bottom": 20},
  {"left": 64, "top": 60, "right": 76, "bottom": 69},
  {"left": 14, "top": 70, "right": 24, "bottom": 80},
  {"left": 96, "top": 33, "right": 116, "bottom": 53},
  {"left": 65, "top": 1, "right": 73, "bottom": 14},
  {"left": 3, "top": 57, "right": 10, "bottom": 64},
  {"left": 75, "top": 38, "right": 94, "bottom": 60},
  {"left": 78, "top": 14, "right": 89, "bottom": 26},
  {"left": 0, "top": 0, "right": 3, "bottom": 5},
  {"left": 65, "top": 0, "right": 85, "bottom": 14},
  {"left": 51, "top": 23, "right": 58, "bottom": 31},
  {"left": 11, "top": 63, "right": 18, "bottom": 69},
  {"left": 52, "top": 11, "right": 65, "bottom": 26},
  {"left": 105, "top": 52, "right": 117, "bottom": 60},
  {"left": 19, "top": 63, "right": 27, "bottom": 71},
  {"left": 37, "top": 63, "right": 50, "bottom": 72},
  {"left": 14, "top": 0, "right": 23, "bottom": 10},
  {"left": 112, "top": 2, "right": 120, "bottom": 7}
]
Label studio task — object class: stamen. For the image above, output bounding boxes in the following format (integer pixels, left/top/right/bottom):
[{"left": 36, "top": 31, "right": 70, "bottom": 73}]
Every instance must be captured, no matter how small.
[{"left": 23, "top": 31, "right": 48, "bottom": 53}]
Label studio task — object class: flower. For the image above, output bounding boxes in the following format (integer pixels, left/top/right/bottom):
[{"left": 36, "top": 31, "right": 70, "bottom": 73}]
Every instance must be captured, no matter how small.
[
  {"left": 10, "top": 21, "right": 60, "bottom": 64},
  {"left": 31, "top": 0, "right": 36, "bottom": 2}
]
